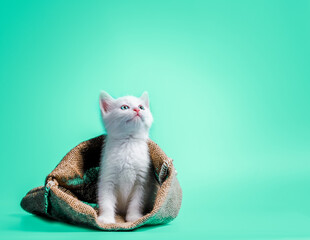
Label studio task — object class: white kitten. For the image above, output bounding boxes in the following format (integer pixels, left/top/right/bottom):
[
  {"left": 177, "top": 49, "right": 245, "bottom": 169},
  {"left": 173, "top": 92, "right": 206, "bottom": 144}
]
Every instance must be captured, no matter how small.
[{"left": 97, "top": 91, "right": 158, "bottom": 224}]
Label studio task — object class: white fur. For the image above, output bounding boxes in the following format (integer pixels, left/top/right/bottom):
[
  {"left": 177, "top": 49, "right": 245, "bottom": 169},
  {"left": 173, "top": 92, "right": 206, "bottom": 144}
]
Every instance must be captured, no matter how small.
[{"left": 97, "top": 91, "right": 158, "bottom": 224}]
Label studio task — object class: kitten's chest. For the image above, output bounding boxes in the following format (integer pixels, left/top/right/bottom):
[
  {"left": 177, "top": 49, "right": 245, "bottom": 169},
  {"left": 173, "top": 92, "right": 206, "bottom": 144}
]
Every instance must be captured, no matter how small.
[{"left": 104, "top": 139, "right": 150, "bottom": 173}]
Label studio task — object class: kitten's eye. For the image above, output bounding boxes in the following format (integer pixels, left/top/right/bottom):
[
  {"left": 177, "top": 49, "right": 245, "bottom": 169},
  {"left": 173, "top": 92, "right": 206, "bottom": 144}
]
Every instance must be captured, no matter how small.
[
  {"left": 139, "top": 105, "right": 145, "bottom": 110},
  {"left": 120, "top": 105, "right": 130, "bottom": 110}
]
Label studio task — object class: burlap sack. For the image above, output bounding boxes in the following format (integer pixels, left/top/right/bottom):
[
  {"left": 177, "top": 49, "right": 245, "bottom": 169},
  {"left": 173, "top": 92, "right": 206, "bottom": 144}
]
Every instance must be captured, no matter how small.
[{"left": 20, "top": 135, "right": 182, "bottom": 230}]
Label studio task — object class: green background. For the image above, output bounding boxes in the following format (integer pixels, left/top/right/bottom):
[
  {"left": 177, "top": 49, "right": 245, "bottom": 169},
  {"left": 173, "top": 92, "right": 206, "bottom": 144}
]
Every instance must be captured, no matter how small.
[{"left": 1, "top": 0, "right": 310, "bottom": 239}]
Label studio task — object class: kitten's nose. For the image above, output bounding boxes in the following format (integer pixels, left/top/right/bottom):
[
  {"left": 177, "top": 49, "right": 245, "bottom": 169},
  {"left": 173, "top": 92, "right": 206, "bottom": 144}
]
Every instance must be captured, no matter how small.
[{"left": 133, "top": 108, "right": 140, "bottom": 113}]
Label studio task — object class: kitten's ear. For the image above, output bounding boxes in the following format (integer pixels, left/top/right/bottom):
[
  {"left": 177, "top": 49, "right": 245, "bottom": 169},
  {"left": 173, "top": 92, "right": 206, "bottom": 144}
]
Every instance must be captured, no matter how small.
[
  {"left": 140, "top": 91, "right": 149, "bottom": 108},
  {"left": 99, "top": 91, "right": 114, "bottom": 113}
]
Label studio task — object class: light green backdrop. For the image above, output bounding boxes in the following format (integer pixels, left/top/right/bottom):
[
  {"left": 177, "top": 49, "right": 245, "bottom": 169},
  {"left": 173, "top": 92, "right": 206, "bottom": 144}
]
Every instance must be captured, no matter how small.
[{"left": 1, "top": 0, "right": 310, "bottom": 239}]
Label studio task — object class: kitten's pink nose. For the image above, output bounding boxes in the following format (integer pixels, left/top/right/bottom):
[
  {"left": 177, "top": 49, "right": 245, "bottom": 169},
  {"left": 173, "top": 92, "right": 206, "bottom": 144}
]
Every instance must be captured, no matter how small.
[{"left": 133, "top": 108, "right": 140, "bottom": 114}]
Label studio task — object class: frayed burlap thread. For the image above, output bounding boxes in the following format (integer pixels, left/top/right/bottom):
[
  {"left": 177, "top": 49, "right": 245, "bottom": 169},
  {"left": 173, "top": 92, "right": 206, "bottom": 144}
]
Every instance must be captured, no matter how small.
[{"left": 20, "top": 135, "right": 182, "bottom": 230}]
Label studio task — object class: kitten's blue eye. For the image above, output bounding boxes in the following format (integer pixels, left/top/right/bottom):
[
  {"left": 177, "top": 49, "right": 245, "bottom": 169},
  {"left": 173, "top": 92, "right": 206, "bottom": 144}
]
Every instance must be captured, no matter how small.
[
  {"left": 139, "top": 105, "right": 145, "bottom": 110},
  {"left": 120, "top": 105, "right": 130, "bottom": 110}
]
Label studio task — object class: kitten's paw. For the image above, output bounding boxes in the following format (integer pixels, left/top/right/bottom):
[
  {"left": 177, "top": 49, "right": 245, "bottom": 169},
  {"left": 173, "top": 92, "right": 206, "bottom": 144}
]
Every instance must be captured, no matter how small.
[
  {"left": 98, "top": 214, "right": 115, "bottom": 224},
  {"left": 126, "top": 212, "right": 143, "bottom": 222}
]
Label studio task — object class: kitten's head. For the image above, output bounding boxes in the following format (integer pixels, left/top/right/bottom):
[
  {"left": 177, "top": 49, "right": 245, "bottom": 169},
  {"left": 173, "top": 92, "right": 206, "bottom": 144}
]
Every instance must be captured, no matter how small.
[{"left": 99, "top": 91, "right": 153, "bottom": 139}]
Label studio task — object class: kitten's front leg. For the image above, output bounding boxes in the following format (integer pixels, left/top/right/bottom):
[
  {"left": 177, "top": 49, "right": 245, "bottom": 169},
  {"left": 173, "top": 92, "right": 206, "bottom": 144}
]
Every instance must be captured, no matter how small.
[
  {"left": 98, "top": 180, "right": 117, "bottom": 224},
  {"left": 126, "top": 184, "right": 144, "bottom": 222}
]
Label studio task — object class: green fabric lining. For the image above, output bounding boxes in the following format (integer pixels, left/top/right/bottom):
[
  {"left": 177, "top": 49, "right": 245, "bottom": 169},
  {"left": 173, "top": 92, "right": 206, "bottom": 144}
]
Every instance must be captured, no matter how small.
[{"left": 66, "top": 167, "right": 100, "bottom": 186}]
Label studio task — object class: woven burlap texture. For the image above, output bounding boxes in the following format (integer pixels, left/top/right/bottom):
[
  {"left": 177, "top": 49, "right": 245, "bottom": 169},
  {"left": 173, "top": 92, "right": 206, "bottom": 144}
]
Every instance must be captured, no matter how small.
[{"left": 20, "top": 135, "right": 182, "bottom": 230}]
